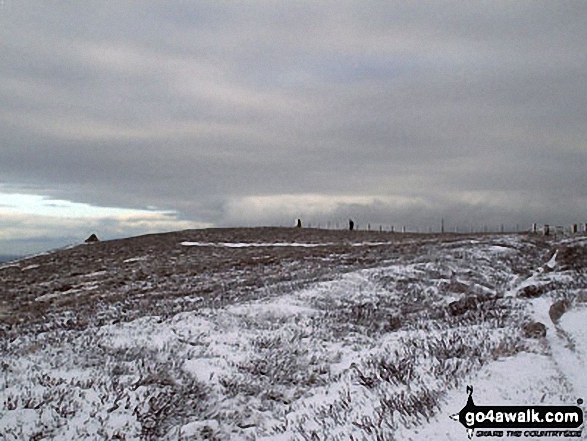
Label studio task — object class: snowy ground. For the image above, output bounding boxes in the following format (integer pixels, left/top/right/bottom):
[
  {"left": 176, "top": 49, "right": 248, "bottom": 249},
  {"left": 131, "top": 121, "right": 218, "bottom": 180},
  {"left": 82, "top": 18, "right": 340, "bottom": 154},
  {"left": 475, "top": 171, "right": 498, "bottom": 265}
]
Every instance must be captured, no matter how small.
[{"left": 1, "top": 229, "right": 586, "bottom": 440}]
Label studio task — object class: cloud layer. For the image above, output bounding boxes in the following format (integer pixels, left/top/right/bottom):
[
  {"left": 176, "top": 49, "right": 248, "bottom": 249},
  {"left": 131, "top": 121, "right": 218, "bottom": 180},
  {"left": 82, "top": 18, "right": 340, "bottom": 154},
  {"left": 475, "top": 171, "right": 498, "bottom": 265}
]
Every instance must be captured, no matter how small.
[
  {"left": 0, "top": 192, "right": 206, "bottom": 254},
  {"left": 1, "top": 1, "right": 586, "bottom": 253}
]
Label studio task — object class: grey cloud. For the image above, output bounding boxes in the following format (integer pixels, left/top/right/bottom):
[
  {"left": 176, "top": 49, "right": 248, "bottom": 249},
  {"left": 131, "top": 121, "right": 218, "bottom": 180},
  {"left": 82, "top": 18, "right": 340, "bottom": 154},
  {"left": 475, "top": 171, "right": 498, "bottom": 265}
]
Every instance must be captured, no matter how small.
[{"left": 1, "top": 0, "right": 586, "bottom": 250}]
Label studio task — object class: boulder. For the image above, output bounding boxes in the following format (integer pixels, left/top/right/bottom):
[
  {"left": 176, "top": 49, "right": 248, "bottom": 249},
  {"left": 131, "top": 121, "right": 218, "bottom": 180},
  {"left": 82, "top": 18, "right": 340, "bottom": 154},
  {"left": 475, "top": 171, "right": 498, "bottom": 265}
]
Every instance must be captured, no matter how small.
[
  {"left": 448, "top": 295, "right": 481, "bottom": 316},
  {"left": 522, "top": 321, "right": 547, "bottom": 338},
  {"left": 518, "top": 285, "right": 546, "bottom": 299},
  {"left": 549, "top": 299, "right": 571, "bottom": 324}
]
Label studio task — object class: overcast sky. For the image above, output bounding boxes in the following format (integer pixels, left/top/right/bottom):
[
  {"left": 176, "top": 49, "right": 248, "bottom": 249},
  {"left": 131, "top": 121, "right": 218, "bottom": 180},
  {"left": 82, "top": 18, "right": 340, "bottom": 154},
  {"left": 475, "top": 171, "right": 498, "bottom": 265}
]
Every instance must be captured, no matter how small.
[{"left": 1, "top": 1, "right": 586, "bottom": 254}]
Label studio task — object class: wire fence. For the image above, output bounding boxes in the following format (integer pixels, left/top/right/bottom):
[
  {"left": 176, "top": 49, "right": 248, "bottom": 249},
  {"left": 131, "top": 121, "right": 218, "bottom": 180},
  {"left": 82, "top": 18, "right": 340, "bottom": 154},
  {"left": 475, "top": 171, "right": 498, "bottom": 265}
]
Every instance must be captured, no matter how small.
[{"left": 290, "top": 219, "right": 587, "bottom": 236}]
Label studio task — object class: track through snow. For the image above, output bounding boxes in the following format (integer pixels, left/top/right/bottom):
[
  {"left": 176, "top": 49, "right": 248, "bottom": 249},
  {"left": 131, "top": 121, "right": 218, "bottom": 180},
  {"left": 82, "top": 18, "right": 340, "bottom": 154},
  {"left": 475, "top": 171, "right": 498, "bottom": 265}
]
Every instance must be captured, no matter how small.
[
  {"left": 398, "top": 245, "right": 587, "bottom": 441},
  {"left": 1, "top": 230, "right": 586, "bottom": 440},
  {"left": 396, "top": 306, "right": 587, "bottom": 441}
]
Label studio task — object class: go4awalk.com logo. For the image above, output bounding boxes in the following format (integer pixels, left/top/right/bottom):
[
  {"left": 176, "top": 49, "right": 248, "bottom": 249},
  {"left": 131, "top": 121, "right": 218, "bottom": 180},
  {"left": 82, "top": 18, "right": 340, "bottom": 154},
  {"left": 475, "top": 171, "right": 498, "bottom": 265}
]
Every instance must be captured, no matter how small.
[{"left": 450, "top": 386, "right": 584, "bottom": 439}]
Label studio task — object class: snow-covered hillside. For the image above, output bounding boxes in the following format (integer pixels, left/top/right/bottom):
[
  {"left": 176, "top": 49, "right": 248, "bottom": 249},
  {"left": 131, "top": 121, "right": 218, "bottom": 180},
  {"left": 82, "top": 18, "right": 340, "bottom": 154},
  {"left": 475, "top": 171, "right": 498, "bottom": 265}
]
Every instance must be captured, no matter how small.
[{"left": 1, "top": 229, "right": 585, "bottom": 440}]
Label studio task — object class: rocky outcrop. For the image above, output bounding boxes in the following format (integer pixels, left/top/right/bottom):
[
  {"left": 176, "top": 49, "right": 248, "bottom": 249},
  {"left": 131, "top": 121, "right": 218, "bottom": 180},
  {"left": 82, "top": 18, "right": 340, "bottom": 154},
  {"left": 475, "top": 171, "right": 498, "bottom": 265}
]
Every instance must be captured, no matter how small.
[
  {"left": 448, "top": 296, "right": 480, "bottom": 316},
  {"left": 522, "top": 321, "right": 547, "bottom": 338},
  {"left": 518, "top": 285, "right": 547, "bottom": 299},
  {"left": 447, "top": 294, "right": 496, "bottom": 316},
  {"left": 549, "top": 299, "right": 571, "bottom": 324}
]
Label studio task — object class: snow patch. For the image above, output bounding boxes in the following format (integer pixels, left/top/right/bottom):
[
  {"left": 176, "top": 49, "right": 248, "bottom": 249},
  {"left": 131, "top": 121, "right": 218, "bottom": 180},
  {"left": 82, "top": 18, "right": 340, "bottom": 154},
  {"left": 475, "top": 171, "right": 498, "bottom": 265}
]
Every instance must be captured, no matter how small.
[
  {"left": 545, "top": 250, "right": 558, "bottom": 269},
  {"left": 226, "top": 295, "right": 317, "bottom": 317},
  {"left": 21, "top": 264, "right": 40, "bottom": 271},
  {"left": 123, "top": 256, "right": 148, "bottom": 263},
  {"left": 486, "top": 245, "right": 515, "bottom": 254},
  {"left": 183, "top": 358, "right": 228, "bottom": 383},
  {"left": 396, "top": 352, "right": 574, "bottom": 441},
  {"left": 181, "top": 241, "right": 330, "bottom": 248},
  {"left": 550, "top": 306, "right": 587, "bottom": 399}
]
